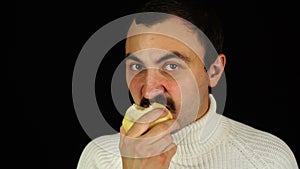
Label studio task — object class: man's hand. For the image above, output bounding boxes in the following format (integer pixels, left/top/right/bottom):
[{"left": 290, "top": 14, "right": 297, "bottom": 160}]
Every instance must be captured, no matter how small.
[{"left": 119, "top": 109, "right": 179, "bottom": 169}]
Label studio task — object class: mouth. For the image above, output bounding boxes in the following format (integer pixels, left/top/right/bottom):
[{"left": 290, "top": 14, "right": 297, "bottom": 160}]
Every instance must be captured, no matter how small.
[
  {"left": 139, "top": 95, "right": 176, "bottom": 118},
  {"left": 163, "top": 104, "right": 177, "bottom": 119},
  {"left": 165, "top": 105, "right": 171, "bottom": 111},
  {"left": 138, "top": 102, "right": 177, "bottom": 119}
]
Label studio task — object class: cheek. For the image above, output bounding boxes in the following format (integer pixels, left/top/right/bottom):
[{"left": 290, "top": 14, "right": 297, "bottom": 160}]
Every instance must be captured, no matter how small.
[
  {"left": 190, "top": 66, "right": 209, "bottom": 91},
  {"left": 165, "top": 80, "right": 181, "bottom": 98},
  {"left": 175, "top": 71, "right": 206, "bottom": 103},
  {"left": 178, "top": 79, "right": 198, "bottom": 99},
  {"left": 127, "top": 76, "right": 143, "bottom": 102}
]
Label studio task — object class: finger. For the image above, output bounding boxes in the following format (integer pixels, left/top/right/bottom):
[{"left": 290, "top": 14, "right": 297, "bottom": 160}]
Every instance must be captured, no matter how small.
[
  {"left": 123, "top": 134, "right": 174, "bottom": 158},
  {"left": 120, "top": 126, "right": 126, "bottom": 135},
  {"left": 163, "top": 143, "right": 177, "bottom": 158},
  {"left": 119, "top": 126, "right": 126, "bottom": 149},
  {"left": 136, "top": 108, "right": 168, "bottom": 124},
  {"left": 149, "top": 134, "right": 174, "bottom": 155},
  {"left": 125, "top": 122, "right": 149, "bottom": 137},
  {"left": 141, "top": 119, "right": 179, "bottom": 139},
  {"left": 126, "top": 109, "right": 169, "bottom": 137}
]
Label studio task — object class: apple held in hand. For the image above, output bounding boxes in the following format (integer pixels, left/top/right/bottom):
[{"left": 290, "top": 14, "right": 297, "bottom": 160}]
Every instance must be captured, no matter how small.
[{"left": 122, "top": 103, "right": 173, "bottom": 133}]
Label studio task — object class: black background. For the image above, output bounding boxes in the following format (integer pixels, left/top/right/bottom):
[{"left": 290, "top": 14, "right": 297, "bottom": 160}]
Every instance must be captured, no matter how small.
[{"left": 13, "top": 0, "right": 298, "bottom": 168}]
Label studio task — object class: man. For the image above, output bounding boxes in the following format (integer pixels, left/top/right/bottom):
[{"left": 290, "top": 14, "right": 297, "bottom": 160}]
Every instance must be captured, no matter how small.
[{"left": 77, "top": 0, "right": 298, "bottom": 168}]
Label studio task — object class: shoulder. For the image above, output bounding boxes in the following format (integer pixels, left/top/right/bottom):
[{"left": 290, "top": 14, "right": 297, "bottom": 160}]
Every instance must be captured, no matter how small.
[
  {"left": 223, "top": 116, "right": 298, "bottom": 168},
  {"left": 76, "top": 133, "right": 121, "bottom": 169}
]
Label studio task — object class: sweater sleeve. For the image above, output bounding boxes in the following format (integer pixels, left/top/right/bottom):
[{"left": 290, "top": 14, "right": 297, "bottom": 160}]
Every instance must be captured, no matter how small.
[
  {"left": 229, "top": 119, "right": 299, "bottom": 169},
  {"left": 76, "top": 140, "right": 103, "bottom": 169},
  {"left": 76, "top": 134, "right": 122, "bottom": 169},
  {"left": 249, "top": 131, "right": 299, "bottom": 169}
]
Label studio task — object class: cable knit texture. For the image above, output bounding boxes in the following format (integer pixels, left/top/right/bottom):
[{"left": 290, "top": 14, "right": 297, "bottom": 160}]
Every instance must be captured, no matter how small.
[{"left": 77, "top": 95, "right": 298, "bottom": 169}]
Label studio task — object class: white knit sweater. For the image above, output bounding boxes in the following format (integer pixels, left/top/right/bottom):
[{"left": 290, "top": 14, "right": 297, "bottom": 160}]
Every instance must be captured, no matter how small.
[{"left": 77, "top": 95, "right": 298, "bottom": 169}]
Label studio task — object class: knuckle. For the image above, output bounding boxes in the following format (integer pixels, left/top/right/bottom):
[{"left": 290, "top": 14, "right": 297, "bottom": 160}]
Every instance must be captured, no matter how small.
[
  {"left": 164, "top": 134, "right": 173, "bottom": 143},
  {"left": 159, "top": 122, "right": 171, "bottom": 131},
  {"left": 173, "top": 120, "right": 180, "bottom": 129},
  {"left": 158, "top": 153, "right": 168, "bottom": 164},
  {"left": 122, "top": 137, "right": 131, "bottom": 146}
]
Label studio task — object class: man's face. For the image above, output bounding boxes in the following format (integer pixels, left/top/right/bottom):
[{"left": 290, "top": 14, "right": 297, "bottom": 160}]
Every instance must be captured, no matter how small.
[{"left": 125, "top": 18, "right": 210, "bottom": 124}]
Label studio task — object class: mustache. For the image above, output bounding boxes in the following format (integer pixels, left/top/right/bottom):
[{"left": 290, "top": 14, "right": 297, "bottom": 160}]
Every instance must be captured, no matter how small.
[{"left": 139, "top": 94, "right": 176, "bottom": 111}]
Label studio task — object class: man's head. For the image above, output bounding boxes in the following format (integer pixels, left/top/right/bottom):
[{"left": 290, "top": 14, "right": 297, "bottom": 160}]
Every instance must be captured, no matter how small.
[
  {"left": 125, "top": 0, "right": 226, "bottom": 126},
  {"left": 135, "top": 0, "right": 224, "bottom": 64}
]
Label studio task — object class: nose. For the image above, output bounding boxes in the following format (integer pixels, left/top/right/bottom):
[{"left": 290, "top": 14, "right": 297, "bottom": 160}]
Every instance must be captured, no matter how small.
[{"left": 142, "top": 69, "right": 166, "bottom": 100}]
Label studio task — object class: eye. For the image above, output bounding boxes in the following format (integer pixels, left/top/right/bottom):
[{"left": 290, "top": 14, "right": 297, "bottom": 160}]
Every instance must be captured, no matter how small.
[
  {"left": 130, "top": 63, "right": 143, "bottom": 71},
  {"left": 164, "top": 63, "right": 179, "bottom": 71}
]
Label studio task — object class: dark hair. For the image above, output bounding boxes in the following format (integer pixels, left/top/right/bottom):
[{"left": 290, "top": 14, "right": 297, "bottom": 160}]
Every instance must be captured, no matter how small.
[{"left": 134, "top": 0, "right": 224, "bottom": 67}]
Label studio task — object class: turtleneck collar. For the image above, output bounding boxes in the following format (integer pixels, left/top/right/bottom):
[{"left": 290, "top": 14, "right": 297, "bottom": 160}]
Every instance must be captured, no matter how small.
[{"left": 172, "top": 94, "right": 227, "bottom": 157}]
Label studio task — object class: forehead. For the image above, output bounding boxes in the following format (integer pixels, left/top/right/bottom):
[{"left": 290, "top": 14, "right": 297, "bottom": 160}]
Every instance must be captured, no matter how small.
[
  {"left": 126, "top": 34, "right": 195, "bottom": 57},
  {"left": 126, "top": 17, "right": 205, "bottom": 60}
]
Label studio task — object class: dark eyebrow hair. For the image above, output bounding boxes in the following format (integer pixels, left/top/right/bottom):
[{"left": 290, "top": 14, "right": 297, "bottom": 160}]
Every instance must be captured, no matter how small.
[
  {"left": 125, "top": 54, "right": 142, "bottom": 63},
  {"left": 125, "top": 51, "right": 191, "bottom": 64},
  {"left": 156, "top": 51, "right": 191, "bottom": 64}
]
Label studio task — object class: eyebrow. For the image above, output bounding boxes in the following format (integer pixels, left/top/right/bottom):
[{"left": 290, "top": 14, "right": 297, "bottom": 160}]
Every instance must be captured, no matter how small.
[
  {"left": 156, "top": 51, "right": 191, "bottom": 64},
  {"left": 125, "top": 51, "right": 191, "bottom": 64},
  {"left": 125, "top": 54, "right": 142, "bottom": 63}
]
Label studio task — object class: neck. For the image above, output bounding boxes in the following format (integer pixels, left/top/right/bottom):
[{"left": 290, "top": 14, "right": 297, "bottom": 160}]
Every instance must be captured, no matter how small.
[
  {"left": 195, "top": 93, "right": 210, "bottom": 121},
  {"left": 172, "top": 94, "right": 224, "bottom": 156}
]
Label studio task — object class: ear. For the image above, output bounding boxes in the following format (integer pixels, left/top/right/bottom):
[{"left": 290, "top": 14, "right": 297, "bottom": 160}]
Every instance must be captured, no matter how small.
[{"left": 207, "top": 54, "right": 226, "bottom": 87}]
